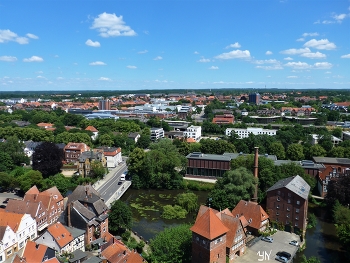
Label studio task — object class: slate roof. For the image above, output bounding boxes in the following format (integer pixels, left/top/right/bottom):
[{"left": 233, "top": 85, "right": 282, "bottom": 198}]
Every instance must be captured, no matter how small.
[
  {"left": 71, "top": 200, "right": 96, "bottom": 220},
  {"left": 78, "top": 151, "right": 104, "bottom": 162},
  {"left": 65, "top": 226, "right": 85, "bottom": 239},
  {"left": 190, "top": 206, "right": 229, "bottom": 240},
  {"left": 313, "top": 157, "right": 350, "bottom": 165},
  {"left": 68, "top": 249, "right": 87, "bottom": 263},
  {"left": 267, "top": 175, "right": 310, "bottom": 200},
  {"left": 231, "top": 200, "right": 269, "bottom": 231},
  {"left": 67, "top": 185, "right": 101, "bottom": 204}
]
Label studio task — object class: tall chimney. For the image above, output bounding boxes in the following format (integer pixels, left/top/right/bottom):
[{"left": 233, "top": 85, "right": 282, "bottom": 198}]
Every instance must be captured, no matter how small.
[{"left": 253, "top": 147, "right": 259, "bottom": 202}]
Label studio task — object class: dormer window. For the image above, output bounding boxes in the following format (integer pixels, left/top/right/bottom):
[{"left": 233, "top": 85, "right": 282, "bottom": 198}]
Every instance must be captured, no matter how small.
[
  {"left": 277, "top": 197, "right": 280, "bottom": 201},
  {"left": 248, "top": 218, "right": 252, "bottom": 224}
]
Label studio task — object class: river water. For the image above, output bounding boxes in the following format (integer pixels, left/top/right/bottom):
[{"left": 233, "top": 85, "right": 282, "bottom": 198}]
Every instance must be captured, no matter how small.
[{"left": 121, "top": 189, "right": 344, "bottom": 262}]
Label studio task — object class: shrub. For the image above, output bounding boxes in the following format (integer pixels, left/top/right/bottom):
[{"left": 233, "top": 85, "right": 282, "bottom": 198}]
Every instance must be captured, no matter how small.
[{"left": 161, "top": 205, "right": 187, "bottom": 219}]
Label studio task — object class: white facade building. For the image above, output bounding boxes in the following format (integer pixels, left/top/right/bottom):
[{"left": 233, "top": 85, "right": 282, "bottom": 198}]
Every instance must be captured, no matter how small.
[
  {"left": 0, "top": 226, "right": 17, "bottom": 263},
  {"left": 226, "top": 127, "right": 277, "bottom": 139},
  {"left": 151, "top": 128, "right": 165, "bottom": 141},
  {"left": 311, "top": 134, "right": 342, "bottom": 146},
  {"left": 183, "top": 125, "right": 202, "bottom": 142}
]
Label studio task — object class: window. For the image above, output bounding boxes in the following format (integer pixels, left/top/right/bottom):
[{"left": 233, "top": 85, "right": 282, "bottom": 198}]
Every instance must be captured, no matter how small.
[
  {"left": 7, "top": 249, "right": 12, "bottom": 255},
  {"left": 296, "top": 200, "right": 300, "bottom": 205},
  {"left": 296, "top": 209, "right": 300, "bottom": 213},
  {"left": 276, "top": 212, "right": 279, "bottom": 216},
  {"left": 295, "top": 216, "right": 299, "bottom": 220},
  {"left": 277, "top": 190, "right": 280, "bottom": 195},
  {"left": 287, "top": 207, "right": 290, "bottom": 211},
  {"left": 276, "top": 205, "right": 280, "bottom": 209},
  {"left": 89, "top": 237, "right": 92, "bottom": 242},
  {"left": 286, "top": 214, "right": 290, "bottom": 218},
  {"left": 295, "top": 222, "right": 298, "bottom": 227},
  {"left": 277, "top": 197, "right": 280, "bottom": 201},
  {"left": 288, "top": 199, "right": 291, "bottom": 204},
  {"left": 288, "top": 193, "right": 291, "bottom": 197},
  {"left": 19, "top": 242, "right": 24, "bottom": 248}
]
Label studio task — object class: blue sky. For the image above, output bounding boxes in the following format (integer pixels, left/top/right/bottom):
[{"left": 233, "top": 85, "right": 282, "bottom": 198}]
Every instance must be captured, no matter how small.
[{"left": 0, "top": 0, "right": 349, "bottom": 91}]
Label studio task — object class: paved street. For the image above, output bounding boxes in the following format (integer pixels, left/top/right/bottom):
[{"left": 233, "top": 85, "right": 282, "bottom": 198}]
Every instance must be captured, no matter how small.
[{"left": 235, "top": 230, "right": 301, "bottom": 263}]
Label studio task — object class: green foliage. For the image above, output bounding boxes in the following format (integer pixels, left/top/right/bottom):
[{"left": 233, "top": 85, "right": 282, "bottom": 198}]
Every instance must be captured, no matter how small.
[
  {"left": 90, "top": 161, "right": 106, "bottom": 179},
  {"left": 208, "top": 167, "right": 257, "bottom": 210},
  {"left": 43, "top": 173, "right": 72, "bottom": 196},
  {"left": 333, "top": 200, "right": 350, "bottom": 224},
  {"left": 161, "top": 205, "right": 187, "bottom": 219},
  {"left": 269, "top": 141, "right": 286, "bottom": 159},
  {"left": 149, "top": 224, "right": 192, "bottom": 263},
  {"left": 18, "top": 170, "right": 44, "bottom": 192},
  {"left": 307, "top": 213, "right": 317, "bottom": 229},
  {"left": 335, "top": 223, "right": 350, "bottom": 256},
  {"left": 108, "top": 200, "right": 133, "bottom": 234},
  {"left": 0, "top": 172, "right": 15, "bottom": 189},
  {"left": 300, "top": 255, "right": 321, "bottom": 263},
  {"left": 176, "top": 192, "right": 198, "bottom": 213},
  {"left": 287, "top": 143, "right": 305, "bottom": 160},
  {"left": 182, "top": 179, "right": 215, "bottom": 191},
  {"left": 200, "top": 138, "right": 236, "bottom": 154}
]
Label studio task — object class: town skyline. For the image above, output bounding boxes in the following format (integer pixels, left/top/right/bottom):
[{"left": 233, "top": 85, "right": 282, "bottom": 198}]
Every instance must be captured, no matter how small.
[{"left": 1, "top": 0, "right": 349, "bottom": 91}]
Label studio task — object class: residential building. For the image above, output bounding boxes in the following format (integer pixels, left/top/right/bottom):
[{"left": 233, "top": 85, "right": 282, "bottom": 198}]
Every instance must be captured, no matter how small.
[
  {"left": 99, "top": 99, "right": 111, "bottom": 110},
  {"left": 23, "top": 140, "right": 42, "bottom": 158},
  {"left": 85, "top": 126, "right": 99, "bottom": 141},
  {"left": 310, "top": 134, "right": 342, "bottom": 147},
  {"left": 226, "top": 127, "right": 277, "bottom": 139},
  {"left": 312, "top": 157, "right": 350, "bottom": 197},
  {"left": 78, "top": 151, "right": 106, "bottom": 177},
  {"left": 183, "top": 125, "right": 202, "bottom": 142},
  {"left": 266, "top": 175, "right": 310, "bottom": 234},
  {"left": 22, "top": 186, "right": 64, "bottom": 231},
  {"left": 64, "top": 142, "right": 90, "bottom": 164},
  {"left": 21, "top": 240, "right": 57, "bottom": 263},
  {"left": 101, "top": 240, "right": 147, "bottom": 263},
  {"left": 36, "top": 123, "right": 55, "bottom": 130},
  {"left": 150, "top": 128, "right": 164, "bottom": 141},
  {"left": 190, "top": 205, "right": 247, "bottom": 263},
  {"left": 212, "top": 114, "right": 235, "bottom": 124},
  {"left": 231, "top": 200, "right": 269, "bottom": 236},
  {"left": 0, "top": 225, "right": 17, "bottom": 262},
  {"left": 128, "top": 132, "right": 141, "bottom": 143},
  {"left": 66, "top": 185, "right": 109, "bottom": 245},
  {"left": 248, "top": 93, "right": 260, "bottom": 105},
  {"left": 0, "top": 211, "right": 37, "bottom": 252},
  {"left": 177, "top": 105, "right": 192, "bottom": 120},
  {"left": 96, "top": 147, "right": 122, "bottom": 168},
  {"left": 35, "top": 222, "right": 85, "bottom": 254}
]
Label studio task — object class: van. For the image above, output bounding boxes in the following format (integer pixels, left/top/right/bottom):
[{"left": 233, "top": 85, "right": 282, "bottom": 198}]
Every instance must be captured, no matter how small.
[{"left": 120, "top": 174, "right": 126, "bottom": 181}]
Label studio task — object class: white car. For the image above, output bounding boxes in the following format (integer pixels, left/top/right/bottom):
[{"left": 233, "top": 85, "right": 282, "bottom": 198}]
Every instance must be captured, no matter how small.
[
  {"left": 275, "top": 256, "right": 288, "bottom": 263},
  {"left": 289, "top": 240, "right": 299, "bottom": 246},
  {"left": 261, "top": 236, "right": 274, "bottom": 243}
]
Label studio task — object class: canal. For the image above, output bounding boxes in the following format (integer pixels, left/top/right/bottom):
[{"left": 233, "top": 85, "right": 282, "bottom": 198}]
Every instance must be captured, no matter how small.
[{"left": 120, "top": 188, "right": 209, "bottom": 241}]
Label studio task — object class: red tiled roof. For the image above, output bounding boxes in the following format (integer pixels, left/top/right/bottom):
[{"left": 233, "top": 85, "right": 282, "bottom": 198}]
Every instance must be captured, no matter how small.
[
  {"left": 231, "top": 200, "right": 269, "bottom": 230},
  {"left": 23, "top": 240, "right": 48, "bottom": 263},
  {"left": 190, "top": 207, "right": 229, "bottom": 240},
  {"left": 47, "top": 222, "right": 73, "bottom": 248},
  {"left": 186, "top": 138, "right": 196, "bottom": 143},
  {"left": 85, "top": 125, "right": 98, "bottom": 132},
  {"left": 0, "top": 211, "right": 24, "bottom": 232},
  {"left": 220, "top": 213, "right": 242, "bottom": 248}
]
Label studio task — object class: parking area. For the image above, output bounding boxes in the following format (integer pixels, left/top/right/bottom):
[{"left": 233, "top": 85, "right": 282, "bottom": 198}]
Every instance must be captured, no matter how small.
[
  {"left": 0, "top": 192, "right": 23, "bottom": 208},
  {"left": 235, "top": 230, "right": 301, "bottom": 263}
]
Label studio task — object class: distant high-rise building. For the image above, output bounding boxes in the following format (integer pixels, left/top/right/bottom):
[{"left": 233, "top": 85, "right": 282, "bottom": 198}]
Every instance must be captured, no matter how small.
[
  {"left": 248, "top": 93, "right": 260, "bottom": 104},
  {"left": 99, "top": 99, "right": 111, "bottom": 110}
]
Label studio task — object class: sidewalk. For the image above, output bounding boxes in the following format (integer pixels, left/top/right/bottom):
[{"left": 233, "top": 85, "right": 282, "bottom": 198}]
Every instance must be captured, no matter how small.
[{"left": 93, "top": 162, "right": 126, "bottom": 191}]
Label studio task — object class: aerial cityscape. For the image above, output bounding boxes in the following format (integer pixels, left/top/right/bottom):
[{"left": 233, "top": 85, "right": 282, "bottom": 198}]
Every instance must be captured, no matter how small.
[{"left": 1, "top": 1, "right": 350, "bottom": 263}]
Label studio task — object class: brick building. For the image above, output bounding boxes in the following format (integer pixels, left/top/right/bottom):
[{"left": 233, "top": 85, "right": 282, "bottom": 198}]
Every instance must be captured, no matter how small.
[
  {"left": 266, "top": 175, "right": 310, "bottom": 234},
  {"left": 64, "top": 142, "right": 90, "bottom": 164}
]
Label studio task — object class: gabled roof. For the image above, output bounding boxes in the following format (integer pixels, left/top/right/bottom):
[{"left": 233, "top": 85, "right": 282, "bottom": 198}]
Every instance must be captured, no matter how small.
[
  {"left": 85, "top": 126, "right": 99, "bottom": 132},
  {"left": 190, "top": 206, "right": 229, "bottom": 240},
  {"left": 25, "top": 185, "right": 40, "bottom": 195},
  {"left": 67, "top": 185, "right": 101, "bottom": 204},
  {"left": 47, "top": 222, "right": 74, "bottom": 248},
  {"left": 231, "top": 200, "right": 269, "bottom": 230},
  {"left": 22, "top": 240, "right": 47, "bottom": 263},
  {"left": 101, "top": 242, "right": 128, "bottom": 263},
  {"left": 24, "top": 186, "right": 63, "bottom": 212},
  {"left": 267, "top": 175, "right": 310, "bottom": 200},
  {"left": 5, "top": 199, "right": 41, "bottom": 219},
  {"left": 71, "top": 200, "right": 96, "bottom": 220},
  {"left": 220, "top": 213, "right": 243, "bottom": 248},
  {"left": 0, "top": 211, "right": 24, "bottom": 232}
]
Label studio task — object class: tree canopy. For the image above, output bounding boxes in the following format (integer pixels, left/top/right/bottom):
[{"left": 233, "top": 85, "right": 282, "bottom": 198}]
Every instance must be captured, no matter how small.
[{"left": 108, "top": 200, "right": 133, "bottom": 234}]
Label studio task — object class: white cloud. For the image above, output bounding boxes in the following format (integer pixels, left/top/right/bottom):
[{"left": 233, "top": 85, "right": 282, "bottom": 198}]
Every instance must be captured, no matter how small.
[
  {"left": 91, "top": 12, "right": 137, "bottom": 37},
  {"left": 284, "top": 57, "right": 293, "bottom": 60},
  {"left": 36, "top": 71, "right": 43, "bottom": 74},
  {"left": 256, "top": 65, "right": 283, "bottom": 70},
  {"left": 265, "top": 51, "right": 273, "bottom": 55},
  {"left": 284, "top": 61, "right": 311, "bottom": 69},
  {"left": 99, "top": 77, "right": 111, "bottom": 81},
  {"left": 209, "top": 66, "right": 219, "bottom": 70},
  {"left": 153, "top": 56, "right": 163, "bottom": 60},
  {"left": 280, "top": 48, "right": 310, "bottom": 55},
  {"left": 300, "top": 51, "right": 326, "bottom": 59},
  {"left": 302, "top": 32, "right": 319, "bottom": 37},
  {"left": 226, "top": 42, "right": 241, "bottom": 49},
  {"left": 333, "top": 13, "right": 347, "bottom": 23},
  {"left": 127, "top": 65, "right": 137, "bottom": 69},
  {"left": 0, "top": 56, "right": 17, "bottom": 62},
  {"left": 287, "top": 76, "right": 298, "bottom": 78},
  {"left": 314, "top": 62, "right": 333, "bottom": 69},
  {"left": 26, "top": 33, "right": 39, "bottom": 39},
  {"left": 85, "top": 39, "right": 100, "bottom": 47},
  {"left": 296, "top": 38, "right": 304, "bottom": 42},
  {"left": 138, "top": 50, "right": 148, "bottom": 54},
  {"left": 194, "top": 51, "right": 199, "bottom": 54},
  {"left": 198, "top": 58, "right": 210, "bottom": 63},
  {"left": 36, "top": 75, "right": 45, "bottom": 79},
  {"left": 325, "top": 71, "right": 332, "bottom": 74},
  {"left": 89, "top": 61, "right": 106, "bottom": 66},
  {"left": 0, "top": 29, "right": 29, "bottom": 44},
  {"left": 341, "top": 54, "right": 350, "bottom": 58},
  {"left": 254, "top": 59, "right": 279, "bottom": 65},
  {"left": 215, "top": 49, "right": 251, "bottom": 59},
  {"left": 23, "top": 56, "right": 43, "bottom": 62},
  {"left": 304, "top": 39, "right": 336, "bottom": 50}
]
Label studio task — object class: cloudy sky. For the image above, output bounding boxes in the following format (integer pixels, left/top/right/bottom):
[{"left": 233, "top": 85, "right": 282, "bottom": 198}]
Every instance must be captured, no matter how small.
[{"left": 0, "top": 0, "right": 349, "bottom": 91}]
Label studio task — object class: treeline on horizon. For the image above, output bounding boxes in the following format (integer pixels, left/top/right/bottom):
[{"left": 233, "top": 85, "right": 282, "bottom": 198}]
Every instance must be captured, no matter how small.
[{"left": 0, "top": 88, "right": 349, "bottom": 100}]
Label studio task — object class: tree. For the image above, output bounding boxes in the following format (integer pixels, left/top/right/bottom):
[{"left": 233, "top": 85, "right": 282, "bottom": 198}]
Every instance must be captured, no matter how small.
[
  {"left": 286, "top": 143, "right": 304, "bottom": 160},
  {"left": 108, "top": 200, "right": 133, "bottom": 234},
  {"left": 32, "top": 142, "right": 64, "bottom": 178},
  {"left": 307, "top": 144, "right": 327, "bottom": 159},
  {"left": 208, "top": 167, "right": 257, "bottom": 210},
  {"left": 176, "top": 192, "right": 198, "bottom": 213},
  {"left": 300, "top": 255, "right": 321, "bottom": 263},
  {"left": 136, "top": 134, "right": 151, "bottom": 149},
  {"left": 0, "top": 152, "right": 14, "bottom": 172},
  {"left": 329, "top": 146, "right": 345, "bottom": 158},
  {"left": 269, "top": 141, "right": 286, "bottom": 159},
  {"left": 0, "top": 172, "right": 15, "bottom": 190},
  {"left": 44, "top": 173, "right": 72, "bottom": 196},
  {"left": 18, "top": 170, "right": 44, "bottom": 192},
  {"left": 326, "top": 176, "right": 350, "bottom": 207},
  {"left": 90, "top": 161, "right": 106, "bottom": 179},
  {"left": 149, "top": 224, "right": 192, "bottom": 263}
]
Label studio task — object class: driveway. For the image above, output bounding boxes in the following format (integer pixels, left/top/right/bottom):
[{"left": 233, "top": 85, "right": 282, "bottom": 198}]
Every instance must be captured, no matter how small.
[{"left": 235, "top": 231, "right": 301, "bottom": 263}]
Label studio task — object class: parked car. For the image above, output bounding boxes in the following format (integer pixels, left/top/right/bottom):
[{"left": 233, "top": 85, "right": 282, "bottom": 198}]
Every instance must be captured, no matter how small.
[
  {"left": 261, "top": 236, "right": 274, "bottom": 243},
  {"left": 3, "top": 198, "right": 10, "bottom": 204},
  {"left": 118, "top": 181, "right": 123, "bottom": 185},
  {"left": 289, "top": 240, "right": 299, "bottom": 246},
  {"left": 276, "top": 251, "right": 291, "bottom": 260},
  {"left": 275, "top": 255, "right": 288, "bottom": 263}
]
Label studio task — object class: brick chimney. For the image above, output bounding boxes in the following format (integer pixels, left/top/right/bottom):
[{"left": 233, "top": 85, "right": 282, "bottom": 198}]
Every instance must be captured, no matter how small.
[{"left": 252, "top": 147, "right": 259, "bottom": 202}]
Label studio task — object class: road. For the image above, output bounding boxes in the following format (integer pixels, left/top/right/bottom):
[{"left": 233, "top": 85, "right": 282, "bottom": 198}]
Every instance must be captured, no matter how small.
[{"left": 97, "top": 163, "right": 128, "bottom": 205}]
